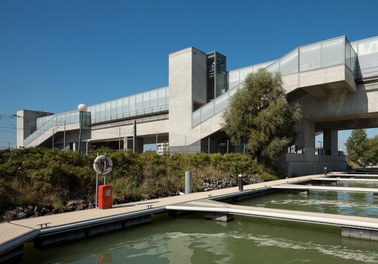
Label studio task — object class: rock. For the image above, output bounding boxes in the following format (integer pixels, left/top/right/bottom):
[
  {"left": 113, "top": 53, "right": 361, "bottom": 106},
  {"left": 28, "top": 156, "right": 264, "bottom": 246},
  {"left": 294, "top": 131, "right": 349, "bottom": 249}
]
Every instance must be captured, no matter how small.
[
  {"left": 40, "top": 207, "right": 49, "bottom": 216},
  {"left": 88, "top": 202, "right": 95, "bottom": 209},
  {"left": 52, "top": 208, "right": 63, "bottom": 214},
  {"left": 5, "top": 210, "right": 18, "bottom": 220},
  {"left": 16, "top": 212, "right": 26, "bottom": 219}
]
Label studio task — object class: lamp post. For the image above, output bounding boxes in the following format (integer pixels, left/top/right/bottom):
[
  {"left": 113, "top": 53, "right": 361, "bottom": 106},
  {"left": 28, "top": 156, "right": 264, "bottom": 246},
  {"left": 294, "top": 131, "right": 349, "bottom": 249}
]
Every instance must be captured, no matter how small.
[{"left": 77, "top": 103, "right": 87, "bottom": 154}]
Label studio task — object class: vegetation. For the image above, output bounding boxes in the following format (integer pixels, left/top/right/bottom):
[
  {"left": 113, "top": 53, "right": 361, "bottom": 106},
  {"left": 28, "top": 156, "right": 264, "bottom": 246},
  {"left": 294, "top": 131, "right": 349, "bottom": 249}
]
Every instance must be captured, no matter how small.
[
  {"left": 223, "top": 69, "right": 301, "bottom": 162},
  {"left": 345, "top": 129, "right": 378, "bottom": 167},
  {"left": 0, "top": 147, "right": 282, "bottom": 220}
]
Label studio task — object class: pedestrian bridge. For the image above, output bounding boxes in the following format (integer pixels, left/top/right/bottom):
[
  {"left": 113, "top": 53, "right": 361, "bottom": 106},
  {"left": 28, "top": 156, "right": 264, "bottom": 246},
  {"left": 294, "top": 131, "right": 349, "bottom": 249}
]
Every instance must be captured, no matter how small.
[{"left": 17, "top": 35, "right": 378, "bottom": 175}]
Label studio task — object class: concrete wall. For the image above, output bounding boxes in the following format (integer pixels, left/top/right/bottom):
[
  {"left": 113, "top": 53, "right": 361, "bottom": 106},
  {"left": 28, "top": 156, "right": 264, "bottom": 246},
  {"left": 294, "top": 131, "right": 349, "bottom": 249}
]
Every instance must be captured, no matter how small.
[
  {"left": 16, "top": 110, "right": 53, "bottom": 148},
  {"left": 168, "top": 47, "right": 207, "bottom": 148}
]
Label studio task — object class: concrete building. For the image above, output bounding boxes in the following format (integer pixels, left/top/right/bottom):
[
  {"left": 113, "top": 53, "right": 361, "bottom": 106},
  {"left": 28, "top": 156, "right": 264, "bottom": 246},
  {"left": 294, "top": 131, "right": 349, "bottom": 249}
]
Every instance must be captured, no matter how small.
[{"left": 17, "top": 35, "right": 378, "bottom": 176}]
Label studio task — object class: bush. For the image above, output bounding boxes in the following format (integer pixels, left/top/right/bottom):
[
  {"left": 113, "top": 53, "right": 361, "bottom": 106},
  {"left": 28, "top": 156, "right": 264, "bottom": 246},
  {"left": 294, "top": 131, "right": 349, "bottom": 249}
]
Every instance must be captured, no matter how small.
[{"left": 0, "top": 148, "right": 281, "bottom": 219}]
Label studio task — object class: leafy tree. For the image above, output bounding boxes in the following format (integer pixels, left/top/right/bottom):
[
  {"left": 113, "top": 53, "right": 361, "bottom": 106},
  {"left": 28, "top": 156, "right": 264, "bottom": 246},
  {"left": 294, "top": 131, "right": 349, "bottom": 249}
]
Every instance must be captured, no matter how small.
[
  {"left": 223, "top": 68, "right": 301, "bottom": 162},
  {"left": 345, "top": 129, "right": 368, "bottom": 166},
  {"left": 365, "top": 135, "right": 378, "bottom": 165}
]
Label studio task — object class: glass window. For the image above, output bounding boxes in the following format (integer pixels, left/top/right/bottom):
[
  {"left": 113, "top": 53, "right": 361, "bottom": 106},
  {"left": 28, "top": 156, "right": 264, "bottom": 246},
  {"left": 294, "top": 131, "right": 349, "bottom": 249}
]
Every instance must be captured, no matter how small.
[
  {"left": 200, "top": 101, "right": 215, "bottom": 122},
  {"left": 110, "top": 100, "right": 117, "bottom": 118},
  {"left": 228, "top": 70, "right": 240, "bottom": 89},
  {"left": 100, "top": 103, "right": 106, "bottom": 121},
  {"left": 129, "top": 95, "right": 136, "bottom": 112},
  {"left": 280, "top": 49, "right": 298, "bottom": 75},
  {"left": 142, "top": 92, "right": 150, "bottom": 109},
  {"left": 150, "top": 90, "right": 158, "bottom": 108},
  {"left": 192, "top": 110, "right": 201, "bottom": 127},
  {"left": 322, "top": 37, "right": 344, "bottom": 67},
  {"left": 214, "top": 92, "right": 229, "bottom": 114},
  {"left": 267, "top": 61, "right": 279, "bottom": 73},
  {"left": 300, "top": 44, "right": 321, "bottom": 71},
  {"left": 358, "top": 38, "right": 378, "bottom": 55},
  {"left": 350, "top": 48, "right": 357, "bottom": 74},
  {"left": 240, "top": 67, "right": 253, "bottom": 81},
  {"left": 105, "top": 102, "right": 111, "bottom": 120},
  {"left": 116, "top": 98, "right": 123, "bottom": 117},
  {"left": 158, "top": 88, "right": 166, "bottom": 106},
  {"left": 345, "top": 41, "right": 352, "bottom": 70},
  {"left": 122, "top": 97, "right": 129, "bottom": 113},
  {"left": 136, "top": 94, "right": 142, "bottom": 112}
]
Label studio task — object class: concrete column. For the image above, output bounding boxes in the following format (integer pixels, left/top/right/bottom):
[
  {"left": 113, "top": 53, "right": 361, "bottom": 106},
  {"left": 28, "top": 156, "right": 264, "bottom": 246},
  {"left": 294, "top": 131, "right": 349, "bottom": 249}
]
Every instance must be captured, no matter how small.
[
  {"left": 304, "top": 120, "right": 316, "bottom": 161},
  {"left": 323, "top": 129, "right": 338, "bottom": 157}
]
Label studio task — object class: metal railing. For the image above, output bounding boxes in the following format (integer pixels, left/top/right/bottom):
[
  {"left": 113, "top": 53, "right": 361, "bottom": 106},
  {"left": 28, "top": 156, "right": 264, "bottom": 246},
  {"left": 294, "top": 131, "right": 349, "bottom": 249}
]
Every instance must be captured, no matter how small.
[
  {"left": 23, "top": 111, "right": 90, "bottom": 146},
  {"left": 91, "top": 105, "right": 168, "bottom": 124}
]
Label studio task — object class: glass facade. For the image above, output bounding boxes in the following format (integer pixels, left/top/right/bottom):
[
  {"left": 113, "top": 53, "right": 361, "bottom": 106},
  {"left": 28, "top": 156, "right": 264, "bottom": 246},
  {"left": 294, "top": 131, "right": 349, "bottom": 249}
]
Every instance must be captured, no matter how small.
[
  {"left": 25, "top": 87, "right": 169, "bottom": 145},
  {"left": 26, "top": 35, "right": 370, "bottom": 146},
  {"left": 24, "top": 110, "right": 90, "bottom": 146},
  {"left": 88, "top": 87, "right": 168, "bottom": 124},
  {"left": 194, "top": 36, "right": 359, "bottom": 127},
  {"left": 352, "top": 36, "right": 378, "bottom": 79}
]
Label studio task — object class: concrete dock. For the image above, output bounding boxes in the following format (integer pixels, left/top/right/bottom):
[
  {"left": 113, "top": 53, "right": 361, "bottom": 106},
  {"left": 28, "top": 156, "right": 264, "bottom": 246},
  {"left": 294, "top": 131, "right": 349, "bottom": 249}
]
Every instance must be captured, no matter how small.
[
  {"left": 1, "top": 173, "right": 378, "bottom": 262},
  {"left": 271, "top": 183, "right": 378, "bottom": 194},
  {"left": 313, "top": 177, "right": 378, "bottom": 183}
]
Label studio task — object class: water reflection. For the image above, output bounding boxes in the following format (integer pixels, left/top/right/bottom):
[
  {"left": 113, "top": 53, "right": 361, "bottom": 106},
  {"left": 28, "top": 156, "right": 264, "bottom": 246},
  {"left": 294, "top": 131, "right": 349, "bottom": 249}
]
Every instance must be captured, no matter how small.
[
  {"left": 246, "top": 190, "right": 378, "bottom": 218},
  {"left": 21, "top": 213, "right": 378, "bottom": 264}
]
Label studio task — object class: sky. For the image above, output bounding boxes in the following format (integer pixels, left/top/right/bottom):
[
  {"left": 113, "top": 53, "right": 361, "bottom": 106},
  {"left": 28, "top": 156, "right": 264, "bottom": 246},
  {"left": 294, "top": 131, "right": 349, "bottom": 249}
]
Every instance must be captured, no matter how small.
[{"left": 0, "top": 0, "right": 378, "bottom": 150}]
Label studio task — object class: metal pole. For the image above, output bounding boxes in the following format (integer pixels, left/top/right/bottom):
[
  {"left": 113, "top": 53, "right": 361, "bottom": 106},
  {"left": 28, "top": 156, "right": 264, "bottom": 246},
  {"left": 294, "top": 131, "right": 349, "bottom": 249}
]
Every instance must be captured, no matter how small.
[
  {"left": 208, "top": 137, "right": 210, "bottom": 153},
  {"left": 238, "top": 174, "right": 244, "bottom": 191},
  {"left": 52, "top": 128, "right": 54, "bottom": 149},
  {"left": 133, "top": 120, "right": 136, "bottom": 153},
  {"left": 156, "top": 132, "right": 158, "bottom": 152},
  {"left": 118, "top": 127, "right": 121, "bottom": 150},
  {"left": 63, "top": 120, "right": 66, "bottom": 150},
  {"left": 185, "top": 171, "right": 192, "bottom": 194},
  {"left": 95, "top": 153, "right": 99, "bottom": 208},
  {"left": 78, "top": 111, "right": 83, "bottom": 153}
]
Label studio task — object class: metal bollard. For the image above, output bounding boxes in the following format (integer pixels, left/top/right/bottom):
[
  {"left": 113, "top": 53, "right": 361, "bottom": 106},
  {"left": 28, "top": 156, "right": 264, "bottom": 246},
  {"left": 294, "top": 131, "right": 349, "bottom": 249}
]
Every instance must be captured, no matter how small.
[
  {"left": 185, "top": 171, "right": 192, "bottom": 194},
  {"left": 324, "top": 167, "right": 327, "bottom": 175},
  {"left": 238, "top": 174, "right": 244, "bottom": 191}
]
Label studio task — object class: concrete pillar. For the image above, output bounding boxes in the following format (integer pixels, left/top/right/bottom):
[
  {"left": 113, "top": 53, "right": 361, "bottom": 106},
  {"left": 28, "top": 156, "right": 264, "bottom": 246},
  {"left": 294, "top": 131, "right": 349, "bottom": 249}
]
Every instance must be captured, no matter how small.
[
  {"left": 304, "top": 120, "right": 316, "bottom": 161},
  {"left": 168, "top": 47, "right": 207, "bottom": 151},
  {"left": 323, "top": 129, "right": 338, "bottom": 157}
]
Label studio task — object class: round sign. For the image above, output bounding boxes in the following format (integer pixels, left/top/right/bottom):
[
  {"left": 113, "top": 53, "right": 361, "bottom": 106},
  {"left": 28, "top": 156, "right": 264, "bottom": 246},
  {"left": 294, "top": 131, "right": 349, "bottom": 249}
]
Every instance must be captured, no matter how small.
[{"left": 93, "top": 155, "right": 113, "bottom": 175}]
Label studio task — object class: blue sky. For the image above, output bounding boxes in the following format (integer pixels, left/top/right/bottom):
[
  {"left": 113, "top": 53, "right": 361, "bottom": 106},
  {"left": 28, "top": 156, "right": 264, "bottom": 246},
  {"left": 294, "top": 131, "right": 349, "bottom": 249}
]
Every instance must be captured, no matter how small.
[{"left": 0, "top": 0, "right": 378, "bottom": 150}]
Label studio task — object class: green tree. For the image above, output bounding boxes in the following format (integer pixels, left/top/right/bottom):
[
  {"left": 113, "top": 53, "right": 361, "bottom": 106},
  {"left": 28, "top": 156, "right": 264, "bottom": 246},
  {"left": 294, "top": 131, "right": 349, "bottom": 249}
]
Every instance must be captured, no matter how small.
[
  {"left": 365, "top": 135, "right": 378, "bottom": 165},
  {"left": 223, "top": 68, "right": 301, "bottom": 162},
  {"left": 345, "top": 129, "right": 368, "bottom": 166}
]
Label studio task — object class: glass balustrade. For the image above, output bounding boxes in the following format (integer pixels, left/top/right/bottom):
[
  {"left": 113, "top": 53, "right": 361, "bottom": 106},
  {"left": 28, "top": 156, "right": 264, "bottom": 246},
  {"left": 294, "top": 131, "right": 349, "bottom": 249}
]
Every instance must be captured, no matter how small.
[
  {"left": 193, "top": 36, "right": 359, "bottom": 127},
  {"left": 24, "top": 87, "right": 169, "bottom": 146}
]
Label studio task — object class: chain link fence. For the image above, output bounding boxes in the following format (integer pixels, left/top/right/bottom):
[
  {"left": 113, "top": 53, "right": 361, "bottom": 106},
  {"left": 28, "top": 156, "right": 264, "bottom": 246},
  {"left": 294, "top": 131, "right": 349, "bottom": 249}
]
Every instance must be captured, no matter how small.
[{"left": 0, "top": 114, "right": 17, "bottom": 150}]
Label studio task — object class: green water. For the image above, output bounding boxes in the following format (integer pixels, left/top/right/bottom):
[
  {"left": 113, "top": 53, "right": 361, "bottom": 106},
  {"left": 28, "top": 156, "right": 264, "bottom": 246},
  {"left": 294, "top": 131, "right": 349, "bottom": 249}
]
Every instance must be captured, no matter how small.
[{"left": 21, "top": 190, "right": 378, "bottom": 264}]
